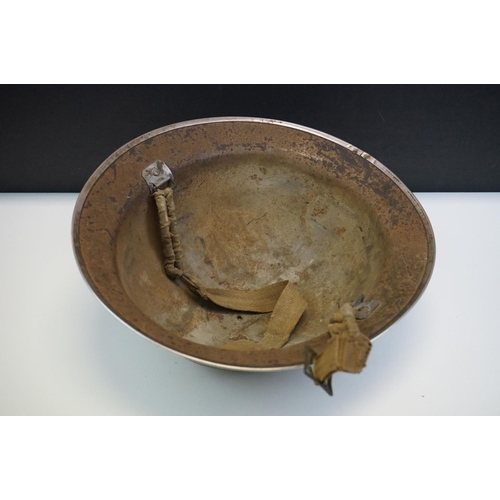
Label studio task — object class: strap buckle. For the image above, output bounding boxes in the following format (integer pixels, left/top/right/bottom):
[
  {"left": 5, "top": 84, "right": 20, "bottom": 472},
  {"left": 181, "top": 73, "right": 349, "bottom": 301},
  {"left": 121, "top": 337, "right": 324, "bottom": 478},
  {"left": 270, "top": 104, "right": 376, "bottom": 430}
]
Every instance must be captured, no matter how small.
[
  {"left": 304, "top": 346, "right": 333, "bottom": 396},
  {"left": 351, "top": 294, "right": 379, "bottom": 319}
]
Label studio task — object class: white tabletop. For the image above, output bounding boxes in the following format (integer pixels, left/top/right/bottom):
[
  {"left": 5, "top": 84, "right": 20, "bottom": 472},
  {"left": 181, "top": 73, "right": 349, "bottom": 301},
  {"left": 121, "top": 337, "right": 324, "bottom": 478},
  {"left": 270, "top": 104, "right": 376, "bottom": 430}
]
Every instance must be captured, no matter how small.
[{"left": 1, "top": 192, "right": 499, "bottom": 415}]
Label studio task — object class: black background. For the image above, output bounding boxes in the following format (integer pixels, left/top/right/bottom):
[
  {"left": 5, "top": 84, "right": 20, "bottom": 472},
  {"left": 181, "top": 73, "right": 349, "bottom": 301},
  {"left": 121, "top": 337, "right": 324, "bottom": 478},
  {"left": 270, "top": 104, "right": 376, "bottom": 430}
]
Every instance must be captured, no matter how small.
[{"left": 1, "top": 84, "right": 499, "bottom": 192}]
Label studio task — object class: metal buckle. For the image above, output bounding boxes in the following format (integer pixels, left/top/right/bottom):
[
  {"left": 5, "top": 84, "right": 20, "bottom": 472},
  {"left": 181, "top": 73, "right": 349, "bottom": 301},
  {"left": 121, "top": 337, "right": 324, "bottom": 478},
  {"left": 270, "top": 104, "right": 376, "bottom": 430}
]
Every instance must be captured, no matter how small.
[
  {"left": 351, "top": 294, "right": 379, "bottom": 319},
  {"left": 304, "top": 346, "right": 333, "bottom": 396},
  {"left": 142, "top": 160, "right": 176, "bottom": 193}
]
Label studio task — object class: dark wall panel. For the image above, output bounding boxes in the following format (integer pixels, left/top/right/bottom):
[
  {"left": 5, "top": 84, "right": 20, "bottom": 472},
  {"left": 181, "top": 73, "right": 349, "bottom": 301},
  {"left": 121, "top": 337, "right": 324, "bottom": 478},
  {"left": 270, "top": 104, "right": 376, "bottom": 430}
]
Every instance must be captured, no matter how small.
[{"left": 1, "top": 85, "right": 499, "bottom": 192}]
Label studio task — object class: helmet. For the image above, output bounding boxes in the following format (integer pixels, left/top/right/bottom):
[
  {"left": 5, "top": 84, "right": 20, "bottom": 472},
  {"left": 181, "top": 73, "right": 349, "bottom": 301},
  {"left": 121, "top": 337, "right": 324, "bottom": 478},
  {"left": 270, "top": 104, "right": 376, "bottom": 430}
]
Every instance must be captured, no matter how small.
[{"left": 72, "top": 117, "right": 435, "bottom": 394}]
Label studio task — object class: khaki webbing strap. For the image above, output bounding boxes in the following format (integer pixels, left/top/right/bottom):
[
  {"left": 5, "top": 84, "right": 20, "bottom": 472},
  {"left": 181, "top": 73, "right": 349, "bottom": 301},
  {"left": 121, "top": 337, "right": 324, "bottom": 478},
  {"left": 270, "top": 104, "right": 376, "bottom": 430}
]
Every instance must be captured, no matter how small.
[
  {"left": 312, "top": 303, "right": 372, "bottom": 382},
  {"left": 153, "top": 188, "right": 184, "bottom": 278},
  {"left": 218, "top": 281, "right": 307, "bottom": 350}
]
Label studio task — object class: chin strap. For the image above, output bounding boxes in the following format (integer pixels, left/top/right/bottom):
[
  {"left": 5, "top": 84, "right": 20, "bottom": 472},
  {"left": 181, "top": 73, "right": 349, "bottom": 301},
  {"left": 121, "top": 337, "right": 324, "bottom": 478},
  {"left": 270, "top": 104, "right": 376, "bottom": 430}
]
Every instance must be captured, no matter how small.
[{"left": 151, "top": 178, "right": 376, "bottom": 395}]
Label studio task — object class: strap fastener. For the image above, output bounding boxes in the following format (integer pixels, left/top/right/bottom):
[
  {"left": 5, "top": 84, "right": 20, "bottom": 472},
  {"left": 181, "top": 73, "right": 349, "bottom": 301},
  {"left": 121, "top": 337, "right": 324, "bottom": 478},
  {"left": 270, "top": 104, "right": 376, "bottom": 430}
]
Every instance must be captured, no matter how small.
[{"left": 142, "top": 160, "right": 176, "bottom": 193}]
